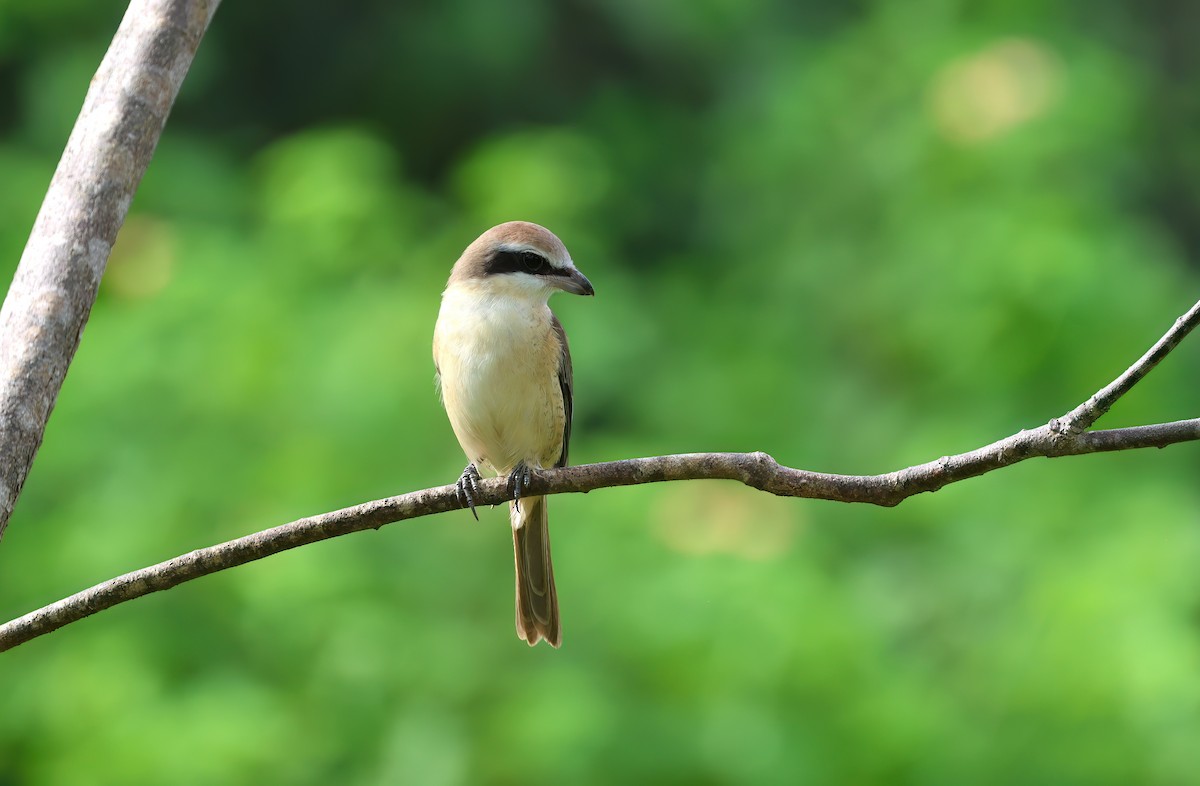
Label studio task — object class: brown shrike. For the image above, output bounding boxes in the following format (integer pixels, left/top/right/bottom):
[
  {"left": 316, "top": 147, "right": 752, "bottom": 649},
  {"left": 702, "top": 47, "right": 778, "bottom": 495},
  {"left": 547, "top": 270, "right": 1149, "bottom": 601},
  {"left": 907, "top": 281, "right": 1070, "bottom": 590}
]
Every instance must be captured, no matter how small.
[{"left": 433, "top": 221, "right": 594, "bottom": 647}]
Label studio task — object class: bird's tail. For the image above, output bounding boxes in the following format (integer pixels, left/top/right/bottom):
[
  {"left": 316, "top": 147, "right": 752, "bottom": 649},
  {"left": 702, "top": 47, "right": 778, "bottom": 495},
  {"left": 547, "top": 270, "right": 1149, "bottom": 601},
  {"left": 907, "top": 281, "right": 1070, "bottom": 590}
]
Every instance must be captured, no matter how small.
[{"left": 511, "top": 496, "right": 560, "bottom": 647}]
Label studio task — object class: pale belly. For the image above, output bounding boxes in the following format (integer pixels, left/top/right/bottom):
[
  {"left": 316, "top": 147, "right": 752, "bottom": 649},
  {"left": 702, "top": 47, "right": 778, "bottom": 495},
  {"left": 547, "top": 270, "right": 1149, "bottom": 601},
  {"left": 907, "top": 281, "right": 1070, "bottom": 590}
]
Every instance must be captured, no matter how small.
[{"left": 434, "top": 296, "right": 565, "bottom": 475}]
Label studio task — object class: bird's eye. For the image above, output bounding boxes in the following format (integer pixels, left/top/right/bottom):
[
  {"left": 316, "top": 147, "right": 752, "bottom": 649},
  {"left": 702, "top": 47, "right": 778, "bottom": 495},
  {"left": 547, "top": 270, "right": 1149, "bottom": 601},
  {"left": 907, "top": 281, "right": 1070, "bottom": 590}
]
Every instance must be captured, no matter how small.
[{"left": 520, "top": 252, "right": 546, "bottom": 272}]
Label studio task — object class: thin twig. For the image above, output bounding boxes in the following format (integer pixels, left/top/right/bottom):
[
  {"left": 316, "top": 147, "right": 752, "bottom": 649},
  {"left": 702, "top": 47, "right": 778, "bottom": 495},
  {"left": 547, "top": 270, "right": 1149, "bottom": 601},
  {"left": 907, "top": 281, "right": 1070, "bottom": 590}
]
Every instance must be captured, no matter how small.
[
  {"left": 1059, "top": 298, "right": 1200, "bottom": 432},
  {"left": 1, "top": 291, "right": 1197, "bottom": 652},
  {"left": 0, "top": 0, "right": 220, "bottom": 542}
]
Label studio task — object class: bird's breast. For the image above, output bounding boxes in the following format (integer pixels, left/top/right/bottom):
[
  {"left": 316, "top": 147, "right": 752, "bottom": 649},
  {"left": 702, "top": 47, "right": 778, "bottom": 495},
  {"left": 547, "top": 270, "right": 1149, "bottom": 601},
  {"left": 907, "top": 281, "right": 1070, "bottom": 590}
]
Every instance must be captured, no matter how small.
[{"left": 434, "top": 290, "right": 565, "bottom": 474}]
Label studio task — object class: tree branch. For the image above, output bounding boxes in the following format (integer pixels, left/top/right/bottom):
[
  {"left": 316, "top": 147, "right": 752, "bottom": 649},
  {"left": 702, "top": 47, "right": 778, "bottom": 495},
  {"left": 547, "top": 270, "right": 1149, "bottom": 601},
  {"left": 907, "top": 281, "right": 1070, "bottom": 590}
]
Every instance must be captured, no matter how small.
[
  {"left": 1, "top": 298, "right": 1197, "bottom": 653},
  {"left": 1059, "top": 297, "right": 1200, "bottom": 432},
  {"left": 0, "top": 0, "right": 220, "bottom": 542}
]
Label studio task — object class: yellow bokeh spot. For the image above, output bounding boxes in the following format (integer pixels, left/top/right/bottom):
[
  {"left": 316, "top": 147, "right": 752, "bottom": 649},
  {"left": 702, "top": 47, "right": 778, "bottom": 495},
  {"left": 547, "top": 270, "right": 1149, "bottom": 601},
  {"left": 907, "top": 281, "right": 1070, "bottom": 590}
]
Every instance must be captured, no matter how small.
[
  {"left": 930, "top": 38, "right": 1063, "bottom": 144},
  {"left": 653, "top": 483, "right": 801, "bottom": 561},
  {"left": 106, "top": 215, "right": 175, "bottom": 300}
]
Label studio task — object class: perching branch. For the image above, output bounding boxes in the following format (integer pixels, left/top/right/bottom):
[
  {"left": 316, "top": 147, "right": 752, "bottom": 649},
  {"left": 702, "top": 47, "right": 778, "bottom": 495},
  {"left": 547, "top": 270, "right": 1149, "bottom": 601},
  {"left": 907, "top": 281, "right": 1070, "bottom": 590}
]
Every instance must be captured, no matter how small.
[
  {"left": 1, "top": 297, "right": 1198, "bottom": 653},
  {"left": 0, "top": 0, "right": 219, "bottom": 542}
]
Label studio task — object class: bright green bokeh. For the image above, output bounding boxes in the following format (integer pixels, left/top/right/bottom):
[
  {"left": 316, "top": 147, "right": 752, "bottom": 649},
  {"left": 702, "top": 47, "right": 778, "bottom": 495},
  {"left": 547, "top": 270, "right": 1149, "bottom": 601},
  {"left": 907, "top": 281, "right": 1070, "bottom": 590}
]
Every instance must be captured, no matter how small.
[{"left": 1, "top": 1, "right": 1199, "bottom": 783}]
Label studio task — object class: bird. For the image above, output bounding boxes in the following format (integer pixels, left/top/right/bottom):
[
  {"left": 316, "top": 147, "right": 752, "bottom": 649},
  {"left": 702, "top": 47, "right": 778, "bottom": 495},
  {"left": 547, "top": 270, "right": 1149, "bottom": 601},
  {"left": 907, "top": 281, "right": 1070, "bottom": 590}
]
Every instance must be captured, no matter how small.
[{"left": 432, "top": 221, "right": 594, "bottom": 647}]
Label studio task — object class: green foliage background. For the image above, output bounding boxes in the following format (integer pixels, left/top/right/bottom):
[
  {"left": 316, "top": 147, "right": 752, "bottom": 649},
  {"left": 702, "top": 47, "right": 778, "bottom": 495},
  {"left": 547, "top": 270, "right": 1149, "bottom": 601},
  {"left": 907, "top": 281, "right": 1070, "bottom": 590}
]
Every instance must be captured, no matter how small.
[{"left": 2, "top": 1, "right": 1200, "bottom": 783}]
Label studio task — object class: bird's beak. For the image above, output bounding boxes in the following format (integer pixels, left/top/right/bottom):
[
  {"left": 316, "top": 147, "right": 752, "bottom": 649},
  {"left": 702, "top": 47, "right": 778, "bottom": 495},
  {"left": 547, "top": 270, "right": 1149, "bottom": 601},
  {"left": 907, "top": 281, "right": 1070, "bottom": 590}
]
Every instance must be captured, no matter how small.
[{"left": 556, "top": 268, "right": 595, "bottom": 297}]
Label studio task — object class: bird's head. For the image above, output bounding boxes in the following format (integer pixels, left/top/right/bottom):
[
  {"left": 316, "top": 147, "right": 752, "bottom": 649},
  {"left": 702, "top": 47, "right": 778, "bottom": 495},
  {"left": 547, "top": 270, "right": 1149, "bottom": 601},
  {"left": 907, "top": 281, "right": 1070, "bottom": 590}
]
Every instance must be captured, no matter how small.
[{"left": 448, "top": 221, "right": 594, "bottom": 300}]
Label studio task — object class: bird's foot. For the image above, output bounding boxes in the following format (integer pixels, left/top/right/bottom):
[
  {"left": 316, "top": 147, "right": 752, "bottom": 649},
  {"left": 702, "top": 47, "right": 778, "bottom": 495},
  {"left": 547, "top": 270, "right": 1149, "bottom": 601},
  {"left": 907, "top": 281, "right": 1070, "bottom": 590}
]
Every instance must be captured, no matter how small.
[
  {"left": 455, "top": 463, "right": 483, "bottom": 520},
  {"left": 507, "top": 461, "right": 535, "bottom": 513}
]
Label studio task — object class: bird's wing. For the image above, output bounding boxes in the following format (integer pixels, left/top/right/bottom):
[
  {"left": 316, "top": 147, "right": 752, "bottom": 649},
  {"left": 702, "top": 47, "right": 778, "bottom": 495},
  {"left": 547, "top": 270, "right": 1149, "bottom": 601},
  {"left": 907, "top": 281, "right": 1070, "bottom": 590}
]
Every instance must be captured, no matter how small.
[{"left": 550, "top": 313, "right": 573, "bottom": 468}]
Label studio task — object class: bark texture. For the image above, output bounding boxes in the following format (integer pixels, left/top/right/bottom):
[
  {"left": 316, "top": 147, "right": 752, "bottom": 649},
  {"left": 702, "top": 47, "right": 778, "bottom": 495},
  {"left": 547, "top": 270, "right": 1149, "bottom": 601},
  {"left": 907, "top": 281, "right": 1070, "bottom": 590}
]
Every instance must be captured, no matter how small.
[{"left": 0, "top": 0, "right": 220, "bottom": 540}]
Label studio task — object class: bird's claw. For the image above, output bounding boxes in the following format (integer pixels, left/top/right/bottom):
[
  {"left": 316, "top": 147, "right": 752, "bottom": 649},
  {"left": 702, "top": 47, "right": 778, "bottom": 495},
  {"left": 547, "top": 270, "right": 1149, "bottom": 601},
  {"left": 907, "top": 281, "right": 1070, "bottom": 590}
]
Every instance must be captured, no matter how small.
[
  {"left": 456, "top": 463, "right": 483, "bottom": 520},
  {"left": 507, "top": 462, "right": 534, "bottom": 513}
]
